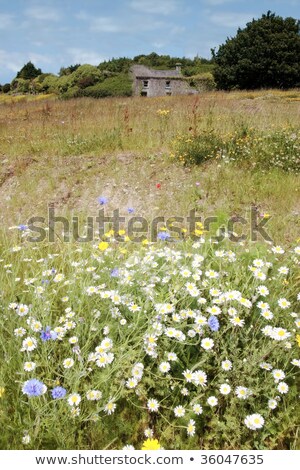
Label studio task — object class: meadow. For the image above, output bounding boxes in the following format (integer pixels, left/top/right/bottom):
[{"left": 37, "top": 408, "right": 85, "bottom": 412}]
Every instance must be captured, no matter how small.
[{"left": 0, "top": 90, "right": 299, "bottom": 450}]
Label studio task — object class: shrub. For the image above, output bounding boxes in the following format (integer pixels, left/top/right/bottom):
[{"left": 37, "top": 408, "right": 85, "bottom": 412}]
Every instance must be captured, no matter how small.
[
  {"left": 11, "top": 78, "right": 30, "bottom": 94},
  {"left": 172, "top": 130, "right": 224, "bottom": 165},
  {"left": 60, "top": 86, "right": 81, "bottom": 100},
  {"left": 80, "top": 85, "right": 111, "bottom": 98},
  {"left": 172, "top": 128, "right": 300, "bottom": 172},
  {"left": 72, "top": 64, "right": 103, "bottom": 87},
  {"left": 186, "top": 73, "right": 216, "bottom": 91},
  {"left": 39, "top": 75, "right": 60, "bottom": 93},
  {"left": 81, "top": 74, "right": 133, "bottom": 98},
  {"left": 2, "top": 83, "right": 11, "bottom": 93}
]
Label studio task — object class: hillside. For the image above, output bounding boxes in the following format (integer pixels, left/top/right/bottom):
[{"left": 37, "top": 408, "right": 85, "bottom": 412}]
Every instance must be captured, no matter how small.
[{"left": 0, "top": 53, "right": 214, "bottom": 99}]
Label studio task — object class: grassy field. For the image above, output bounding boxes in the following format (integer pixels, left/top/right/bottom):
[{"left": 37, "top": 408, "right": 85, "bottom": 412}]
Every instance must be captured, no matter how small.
[{"left": 0, "top": 90, "right": 299, "bottom": 450}]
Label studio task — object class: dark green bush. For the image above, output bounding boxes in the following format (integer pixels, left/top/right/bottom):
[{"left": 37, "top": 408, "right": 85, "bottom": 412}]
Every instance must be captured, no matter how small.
[
  {"left": 186, "top": 73, "right": 216, "bottom": 91},
  {"left": 81, "top": 74, "right": 132, "bottom": 98},
  {"left": 2, "top": 83, "right": 11, "bottom": 93}
]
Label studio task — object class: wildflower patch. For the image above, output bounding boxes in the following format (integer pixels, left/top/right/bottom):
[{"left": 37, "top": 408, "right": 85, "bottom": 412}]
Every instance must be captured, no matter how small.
[{"left": 0, "top": 232, "right": 299, "bottom": 449}]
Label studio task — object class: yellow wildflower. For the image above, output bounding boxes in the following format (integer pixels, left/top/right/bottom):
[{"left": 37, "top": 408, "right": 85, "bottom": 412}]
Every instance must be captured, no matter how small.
[
  {"left": 141, "top": 438, "right": 161, "bottom": 450},
  {"left": 98, "top": 241, "right": 109, "bottom": 251}
]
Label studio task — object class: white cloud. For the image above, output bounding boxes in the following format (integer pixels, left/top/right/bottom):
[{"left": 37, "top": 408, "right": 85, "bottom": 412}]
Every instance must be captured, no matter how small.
[
  {"left": 28, "top": 53, "right": 53, "bottom": 65},
  {"left": 90, "top": 17, "right": 125, "bottom": 33},
  {"left": 209, "top": 12, "right": 255, "bottom": 28},
  {"left": 75, "top": 11, "right": 89, "bottom": 21},
  {"left": 129, "top": 0, "right": 179, "bottom": 15},
  {"left": 152, "top": 41, "right": 166, "bottom": 49},
  {"left": 0, "top": 13, "right": 14, "bottom": 29},
  {"left": 76, "top": 11, "right": 127, "bottom": 33},
  {"left": 66, "top": 48, "right": 106, "bottom": 66},
  {"left": 25, "top": 6, "right": 61, "bottom": 22},
  {"left": 0, "top": 50, "right": 23, "bottom": 74},
  {"left": 31, "top": 41, "right": 45, "bottom": 47},
  {"left": 0, "top": 49, "right": 54, "bottom": 78},
  {"left": 76, "top": 11, "right": 172, "bottom": 34}
]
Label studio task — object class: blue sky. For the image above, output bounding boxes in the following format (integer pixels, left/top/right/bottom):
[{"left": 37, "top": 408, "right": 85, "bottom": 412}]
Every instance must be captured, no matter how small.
[{"left": 0, "top": 0, "right": 299, "bottom": 83}]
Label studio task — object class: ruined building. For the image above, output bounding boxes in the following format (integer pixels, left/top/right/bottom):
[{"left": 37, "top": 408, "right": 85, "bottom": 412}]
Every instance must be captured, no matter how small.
[{"left": 131, "top": 64, "right": 197, "bottom": 97}]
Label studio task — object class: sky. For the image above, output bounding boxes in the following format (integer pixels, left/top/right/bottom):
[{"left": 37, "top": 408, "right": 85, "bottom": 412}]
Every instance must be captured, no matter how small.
[{"left": 0, "top": 0, "right": 299, "bottom": 83}]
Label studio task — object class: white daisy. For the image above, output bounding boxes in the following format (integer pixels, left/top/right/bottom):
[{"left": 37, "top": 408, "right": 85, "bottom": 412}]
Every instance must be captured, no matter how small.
[
  {"left": 159, "top": 362, "right": 171, "bottom": 373},
  {"left": 68, "top": 393, "right": 81, "bottom": 407},
  {"left": 277, "top": 382, "right": 289, "bottom": 394},
  {"left": 183, "top": 369, "right": 194, "bottom": 382},
  {"left": 63, "top": 358, "right": 74, "bottom": 369},
  {"left": 174, "top": 406, "right": 185, "bottom": 417},
  {"left": 278, "top": 298, "right": 291, "bottom": 309},
  {"left": 86, "top": 390, "right": 102, "bottom": 401},
  {"left": 268, "top": 399, "right": 278, "bottom": 410},
  {"left": 235, "top": 386, "right": 250, "bottom": 399},
  {"left": 187, "top": 419, "right": 196, "bottom": 436},
  {"left": 24, "top": 362, "right": 36, "bottom": 372},
  {"left": 201, "top": 337, "right": 214, "bottom": 350},
  {"left": 126, "top": 377, "right": 138, "bottom": 389},
  {"left": 207, "top": 396, "right": 218, "bottom": 407},
  {"left": 230, "top": 316, "right": 245, "bottom": 327},
  {"left": 147, "top": 399, "right": 159, "bottom": 412},
  {"left": 272, "top": 369, "right": 285, "bottom": 382},
  {"left": 21, "top": 337, "right": 37, "bottom": 352},
  {"left": 192, "top": 370, "right": 207, "bottom": 387},
  {"left": 221, "top": 360, "right": 232, "bottom": 371},
  {"left": 104, "top": 401, "right": 116, "bottom": 415},
  {"left": 244, "top": 413, "right": 264, "bottom": 430},
  {"left": 192, "top": 403, "right": 203, "bottom": 415},
  {"left": 219, "top": 383, "right": 231, "bottom": 395}
]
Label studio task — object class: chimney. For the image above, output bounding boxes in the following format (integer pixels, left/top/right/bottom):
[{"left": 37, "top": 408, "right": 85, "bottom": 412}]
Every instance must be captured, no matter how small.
[{"left": 175, "top": 63, "right": 182, "bottom": 73}]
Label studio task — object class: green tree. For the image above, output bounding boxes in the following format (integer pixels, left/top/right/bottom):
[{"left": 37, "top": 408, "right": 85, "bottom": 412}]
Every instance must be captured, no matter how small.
[
  {"left": 212, "top": 11, "right": 300, "bottom": 89},
  {"left": 2, "top": 83, "right": 11, "bottom": 93},
  {"left": 72, "top": 64, "right": 102, "bottom": 88},
  {"left": 16, "top": 61, "right": 42, "bottom": 80},
  {"left": 59, "top": 64, "right": 81, "bottom": 76}
]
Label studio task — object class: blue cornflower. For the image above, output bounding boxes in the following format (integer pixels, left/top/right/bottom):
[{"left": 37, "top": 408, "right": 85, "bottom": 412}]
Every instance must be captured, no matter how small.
[
  {"left": 98, "top": 196, "right": 108, "bottom": 205},
  {"left": 157, "top": 231, "right": 171, "bottom": 241},
  {"left": 22, "top": 379, "right": 46, "bottom": 397},
  {"left": 208, "top": 315, "right": 220, "bottom": 332},
  {"left": 51, "top": 386, "right": 67, "bottom": 399},
  {"left": 40, "top": 326, "right": 57, "bottom": 341},
  {"left": 127, "top": 207, "right": 135, "bottom": 214},
  {"left": 110, "top": 268, "right": 120, "bottom": 277},
  {"left": 18, "top": 224, "right": 28, "bottom": 231}
]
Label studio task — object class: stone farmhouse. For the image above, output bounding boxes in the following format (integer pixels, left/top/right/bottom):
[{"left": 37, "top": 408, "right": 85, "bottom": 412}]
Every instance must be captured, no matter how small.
[{"left": 131, "top": 64, "right": 197, "bottom": 97}]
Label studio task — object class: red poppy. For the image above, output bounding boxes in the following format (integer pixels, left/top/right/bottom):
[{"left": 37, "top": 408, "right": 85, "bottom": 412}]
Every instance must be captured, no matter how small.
[{"left": 156, "top": 183, "right": 161, "bottom": 189}]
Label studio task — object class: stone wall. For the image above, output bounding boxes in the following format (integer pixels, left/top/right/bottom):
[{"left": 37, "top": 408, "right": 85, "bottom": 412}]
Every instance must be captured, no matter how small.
[{"left": 133, "top": 77, "right": 197, "bottom": 97}]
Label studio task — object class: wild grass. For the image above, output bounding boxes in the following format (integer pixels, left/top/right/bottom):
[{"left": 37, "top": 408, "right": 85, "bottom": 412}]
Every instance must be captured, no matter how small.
[
  {"left": 0, "top": 89, "right": 299, "bottom": 159},
  {"left": 0, "top": 89, "right": 299, "bottom": 450}
]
